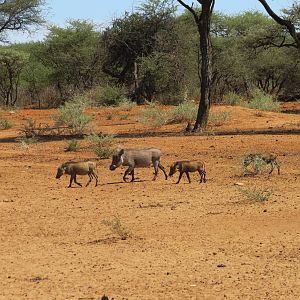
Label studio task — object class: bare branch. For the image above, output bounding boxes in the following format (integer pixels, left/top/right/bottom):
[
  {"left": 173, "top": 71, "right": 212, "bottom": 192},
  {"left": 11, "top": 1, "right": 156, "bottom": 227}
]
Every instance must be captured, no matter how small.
[{"left": 177, "top": 0, "right": 199, "bottom": 22}]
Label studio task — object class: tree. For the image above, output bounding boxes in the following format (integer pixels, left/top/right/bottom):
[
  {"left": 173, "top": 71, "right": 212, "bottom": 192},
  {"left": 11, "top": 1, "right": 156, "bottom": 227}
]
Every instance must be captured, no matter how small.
[
  {"left": 37, "top": 20, "right": 102, "bottom": 103},
  {"left": 0, "top": 0, "right": 45, "bottom": 43},
  {"left": 177, "top": 0, "right": 215, "bottom": 130},
  {"left": 258, "top": 0, "right": 300, "bottom": 48},
  {"left": 0, "top": 48, "right": 28, "bottom": 106},
  {"left": 102, "top": 0, "right": 177, "bottom": 102}
]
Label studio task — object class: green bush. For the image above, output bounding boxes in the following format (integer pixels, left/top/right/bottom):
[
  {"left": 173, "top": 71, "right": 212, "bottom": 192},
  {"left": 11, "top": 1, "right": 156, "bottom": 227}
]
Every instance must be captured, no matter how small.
[
  {"left": 85, "top": 133, "right": 115, "bottom": 159},
  {"left": 223, "top": 92, "right": 243, "bottom": 106},
  {"left": 101, "top": 216, "right": 132, "bottom": 240},
  {"left": 138, "top": 103, "right": 167, "bottom": 128},
  {"left": 53, "top": 99, "right": 92, "bottom": 135},
  {"left": 0, "top": 118, "right": 12, "bottom": 130},
  {"left": 65, "top": 139, "right": 79, "bottom": 152},
  {"left": 118, "top": 99, "right": 135, "bottom": 111},
  {"left": 247, "top": 89, "right": 280, "bottom": 111},
  {"left": 208, "top": 111, "right": 232, "bottom": 126},
  {"left": 239, "top": 186, "right": 273, "bottom": 202},
  {"left": 95, "top": 85, "right": 128, "bottom": 107},
  {"left": 167, "top": 101, "right": 197, "bottom": 124}
]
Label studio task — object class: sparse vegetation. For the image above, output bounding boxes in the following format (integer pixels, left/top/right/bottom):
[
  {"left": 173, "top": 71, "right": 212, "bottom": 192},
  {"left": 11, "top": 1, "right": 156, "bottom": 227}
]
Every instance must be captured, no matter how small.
[
  {"left": 223, "top": 92, "right": 243, "bottom": 106},
  {"left": 120, "top": 114, "right": 129, "bottom": 120},
  {"left": 16, "top": 136, "right": 38, "bottom": 149},
  {"left": 65, "top": 139, "right": 79, "bottom": 152},
  {"left": 0, "top": 118, "right": 12, "bottom": 130},
  {"left": 138, "top": 103, "right": 167, "bottom": 128},
  {"left": 101, "top": 216, "right": 131, "bottom": 240},
  {"left": 208, "top": 111, "right": 232, "bottom": 126},
  {"left": 85, "top": 133, "right": 115, "bottom": 159},
  {"left": 95, "top": 85, "right": 128, "bottom": 107},
  {"left": 53, "top": 98, "right": 92, "bottom": 135},
  {"left": 106, "top": 113, "right": 113, "bottom": 120},
  {"left": 168, "top": 101, "right": 197, "bottom": 124},
  {"left": 239, "top": 186, "right": 273, "bottom": 202},
  {"left": 247, "top": 90, "right": 280, "bottom": 112},
  {"left": 243, "top": 154, "right": 270, "bottom": 175}
]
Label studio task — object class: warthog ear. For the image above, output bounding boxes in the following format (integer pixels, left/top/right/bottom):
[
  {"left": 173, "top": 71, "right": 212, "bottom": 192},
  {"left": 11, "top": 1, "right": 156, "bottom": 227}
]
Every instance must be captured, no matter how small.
[{"left": 119, "top": 149, "right": 124, "bottom": 155}]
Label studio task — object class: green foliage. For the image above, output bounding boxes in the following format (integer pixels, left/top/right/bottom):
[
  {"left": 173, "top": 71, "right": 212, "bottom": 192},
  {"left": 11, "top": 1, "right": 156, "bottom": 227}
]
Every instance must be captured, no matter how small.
[
  {"left": 85, "top": 133, "right": 115, "bottom": 159},
  {"left": 39, "top": 20, "right": 102, "bottom": 102},
  {"left": 0, "top": 118, "right": 12, "bottom": 130},
  {"left": 106, "top": 113, "right": 113, "bottom": 120},
  {"left": 168, "top": 101, "right": 197, "bottom": 124},
  {"left": 16, "top": 136, "right": 38, "bottom": 149},
  {"left": 64, "top": 139, "right": 79, "bottom": 152},
  {"left": 223, "top": 92, "right": 243, "bottom": 106},
  {"left": 102, "top": 216, "right": 132, "bottom": 240},
  {"left": 138, "top": 103, "right": 167, "bottom": 128},
  {"left": 95, "top": 85, "right": 128, "bottom": 107},
  {"left": 239, "top": 187, "right": 273, "bottom": 202},
  {"left": 208, "top": 111, "right": 232, "bottom": 126},
  {"left": 118, "top": 99, "right": 135, "bottom": 111},
  {"left": 247, "top": 89, "right": 280, "bottom": 112},
  {"left": 53, "top": 98, "right": 92, "bottom": 135},
  {"left": 0, "top": 48, "right": 29, "bottom": 106},
  {"left": 243, "top": 154, "right": 271, "bottom": 175},
  {"left": 120, "top": 114, "right": 129, "bottom": 120},
  {"left": 0, "top": 0, "right": 45, "bottom": 43}
]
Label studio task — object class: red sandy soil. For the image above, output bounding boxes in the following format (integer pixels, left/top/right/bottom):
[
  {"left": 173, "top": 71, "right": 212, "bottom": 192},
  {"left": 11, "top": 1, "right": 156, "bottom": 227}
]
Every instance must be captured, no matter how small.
[{"left": 0, "top": 103, "right": 299, "bottom": 299}]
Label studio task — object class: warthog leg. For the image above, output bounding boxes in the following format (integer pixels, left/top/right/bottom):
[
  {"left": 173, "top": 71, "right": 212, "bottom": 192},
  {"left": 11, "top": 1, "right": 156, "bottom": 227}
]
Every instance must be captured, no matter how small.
[
  {"left": 86, "top": 173, "right": 93, "bottom": 187},
  {"left": 198, "top": 170, "right": 206, "bottom": 183},
  {"left": 185, "top": 172, "right": 191, "bottom": 183},
  {"left": 158, "top": 162, "right": 168, "bottom": 180},
  {"left": 123, "top": 167, "right": 134, "bottom": 182},
  {"left": 92, "top": 171, "right": 99, "bottom": 187},
  {"left": 176, "top": 172, "right": 183, "bottom": 184},
  {"left": 73, "top": 174, "right": 82, "bottom": 187}
]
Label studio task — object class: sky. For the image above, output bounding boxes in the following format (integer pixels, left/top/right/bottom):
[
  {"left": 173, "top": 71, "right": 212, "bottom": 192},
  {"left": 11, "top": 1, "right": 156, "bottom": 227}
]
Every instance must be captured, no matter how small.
[{"left": 7, "top": 0, "right": 295, "bottom": 43}]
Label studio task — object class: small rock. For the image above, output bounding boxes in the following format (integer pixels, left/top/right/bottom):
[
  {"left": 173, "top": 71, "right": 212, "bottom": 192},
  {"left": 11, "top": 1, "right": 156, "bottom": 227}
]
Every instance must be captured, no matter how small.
[
  {"left": 217, "top": 264, "right": 226, "bottom": 268},
  {"left": 234, "top": 182, "right": 245, "bottom": 186}
]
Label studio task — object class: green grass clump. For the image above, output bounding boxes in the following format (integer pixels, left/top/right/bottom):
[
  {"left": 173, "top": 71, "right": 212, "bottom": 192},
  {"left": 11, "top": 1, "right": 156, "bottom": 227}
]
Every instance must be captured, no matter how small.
[
  {"left": 208, "top": 111, "right": 232, "bottom": 126},
  {"left": 85, "top": 133, "right": 115, "bottom": 159},
  {"left": 247, "top": 89, "right": 280, "bottom": 112},
  {"left": 0, "top": 118, "right": 12, "bottom": 130},
  {"left": 53, "top": 98, "right": 92, "bottom": 135},
  {"left": 223, "top": 92, "right": 243, "bottom": 106},
  {"left": 65, "top": 139, "right": 79, "bottom": 152},
  {"left": 168, "top": 101, "right": 197, "bottom": 124},
  {"left": 102, "top": 216, "right": 132, "bottom": 240},
  {"left": 138, "top": 103, "right": 167, "bottom": 128},
  {"left": 239, "top": 186, "right": 273, "bottom": 202}
]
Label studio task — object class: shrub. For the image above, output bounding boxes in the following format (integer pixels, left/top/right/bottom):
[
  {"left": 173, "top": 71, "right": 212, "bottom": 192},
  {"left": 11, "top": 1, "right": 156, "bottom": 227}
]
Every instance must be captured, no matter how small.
[
  {"left": 53, "top": 98, "right": 92, "bottom": 135},
  {"left": 167, "top": 101, "right": 197, "bottom": 124},
  {"left": 106, "top": 113, "right": 113, "bottom": 120},
  {"left": 223, "top": 92, "right": 243, "bottom": 106},
  {"left": 243, "top": 154, "right": 269, "bottom": 175},
  {"left": 120, "top": 114, "right": 129, "bottom": 120},
  {"left": 208, "top": 111, "right": 232, "bottom": 126},
  {"left": 102, "top": 216, "right": 132, "bottom": 240},
  {"left": 138, "top": 103, "right": 167, "bottom": 128},
  {"left": 239, "top": 186, "right": 273, "bottom": 202},
  {"left": 85, "top": 133, "right": 115, "bottom": 159},
  {"left": 65, "top": 139, "right": 79, "bottom": 152},
  {"left": 118, "top": 99, "right": 135, "bottom": 111},
  {"left": 247, "top": 89, "right": 280, "bottom": 111},
  {"left": 95, "top": 85, "right": 128, "bottom": 107},
  {"left": 0, "top": 118, "right": 12, "bottom": 130},
  {"left": 16, "top": 136, "right": 38, "bottom": 149}
]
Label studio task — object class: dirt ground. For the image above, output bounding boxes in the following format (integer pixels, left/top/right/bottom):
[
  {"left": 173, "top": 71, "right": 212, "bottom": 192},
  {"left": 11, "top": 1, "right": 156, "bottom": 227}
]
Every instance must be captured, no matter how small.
[{"left": 0, "top": 104, "right": 299, "bottom": 299}]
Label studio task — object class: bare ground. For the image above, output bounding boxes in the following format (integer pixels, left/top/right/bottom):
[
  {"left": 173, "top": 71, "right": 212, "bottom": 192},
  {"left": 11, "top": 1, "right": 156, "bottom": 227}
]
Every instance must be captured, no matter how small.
[{"left": 0, "top": 104, "right": 299, "bottom": 299}]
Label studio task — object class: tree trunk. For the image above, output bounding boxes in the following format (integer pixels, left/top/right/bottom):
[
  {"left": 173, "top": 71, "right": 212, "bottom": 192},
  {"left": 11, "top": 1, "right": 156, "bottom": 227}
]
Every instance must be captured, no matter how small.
[{"left": 193, "top": 5, "right": 212, "bottom": 131}]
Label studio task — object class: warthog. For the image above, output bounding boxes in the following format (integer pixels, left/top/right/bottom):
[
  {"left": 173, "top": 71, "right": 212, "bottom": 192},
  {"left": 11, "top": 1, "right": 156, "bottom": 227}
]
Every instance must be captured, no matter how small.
[
  {"left": 169, "top": 160, "right": 206, "bottom": 184},
  {"left": 109, "top": 148, "right": 168, "bottom": 182},
  {"left": 243, "top": 153, "right": 280, "bottom": 175},
  {"left": 56, "top": 161, "right": 98, "bottom": 187}
]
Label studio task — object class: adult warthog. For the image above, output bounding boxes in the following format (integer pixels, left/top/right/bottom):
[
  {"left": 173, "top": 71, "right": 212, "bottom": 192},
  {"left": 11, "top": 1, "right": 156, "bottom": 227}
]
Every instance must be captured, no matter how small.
[{"left": 109, "top": 148, "right": 168, "bottom": 182}]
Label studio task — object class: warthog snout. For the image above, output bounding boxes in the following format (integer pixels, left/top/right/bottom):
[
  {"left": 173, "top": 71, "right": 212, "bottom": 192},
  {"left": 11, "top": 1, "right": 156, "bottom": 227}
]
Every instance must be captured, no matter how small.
[
  {"left": 109, "top": 164, "right": 117, "bottom": 171},
  {"left": 56, "top": 167, "right": 64, "bottom": 179}
]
